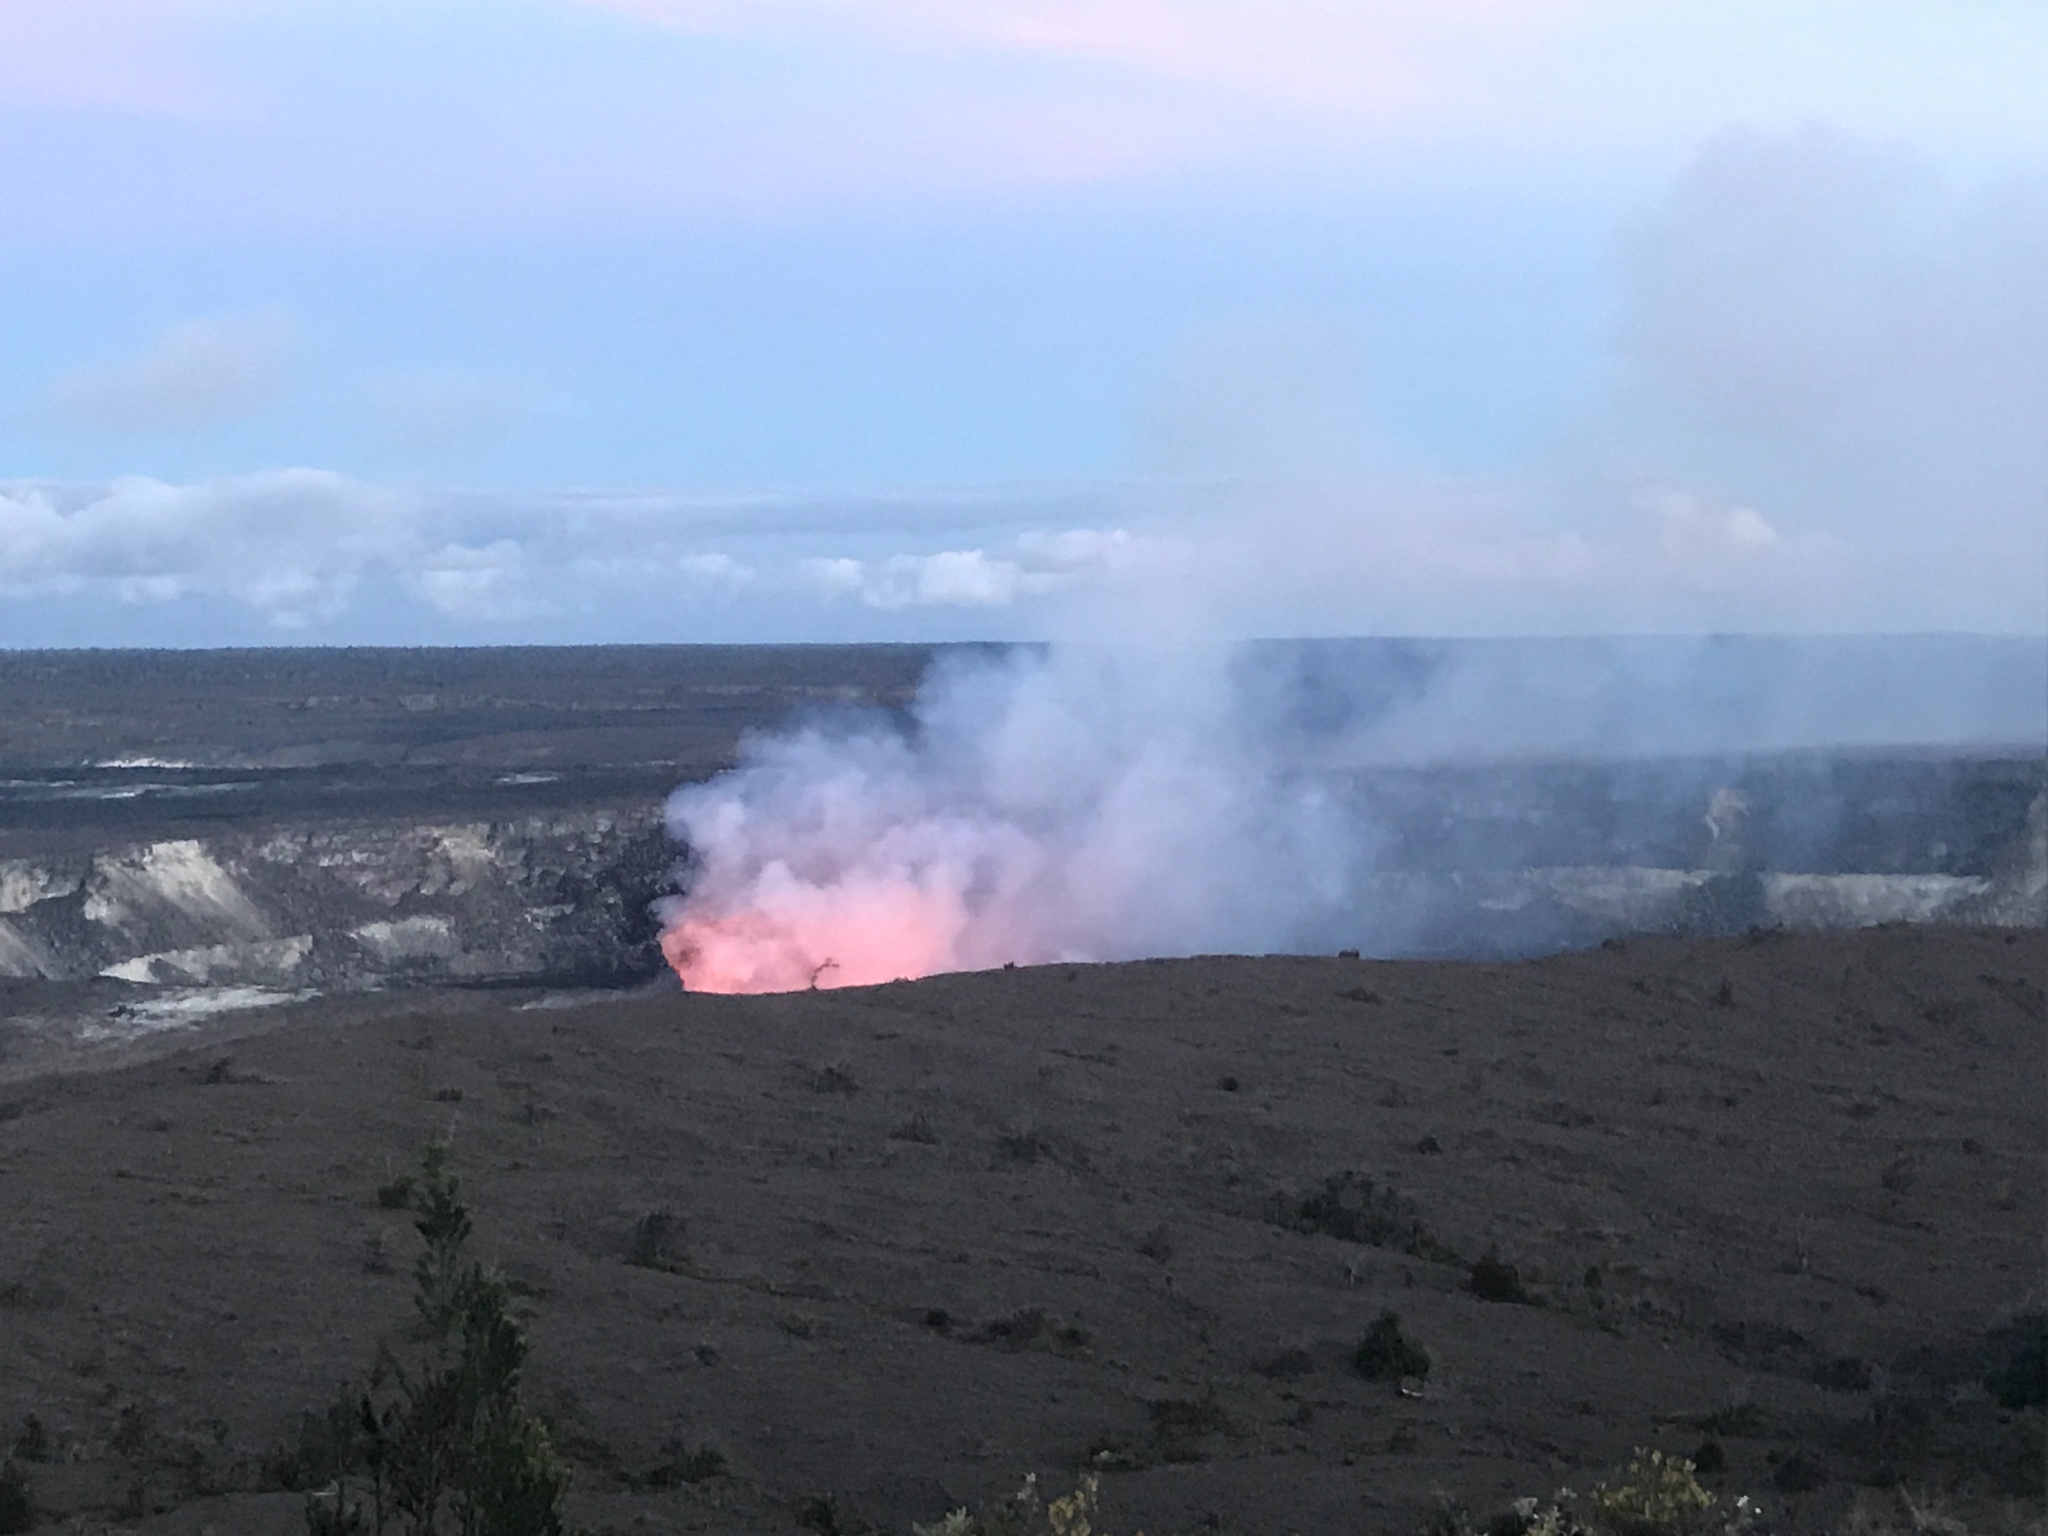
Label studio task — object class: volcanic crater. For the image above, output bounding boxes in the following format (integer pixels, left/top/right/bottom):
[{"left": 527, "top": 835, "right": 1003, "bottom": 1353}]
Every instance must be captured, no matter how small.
[{"left": 0, "top": 644, "right": 2040, "bottom": 1535}]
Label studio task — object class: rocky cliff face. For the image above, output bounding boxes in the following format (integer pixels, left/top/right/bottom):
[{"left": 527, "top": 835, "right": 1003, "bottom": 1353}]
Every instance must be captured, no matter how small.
[
  {"left": 0, "top": 811, "right": 671, "bottom": 989},
  {"left": 1360, "top": 800, "right": 2045, "bottom": 959},
  {"left": 0, "top": 645, "right": 930, "bottom": 997},
  {"left": 1, "top": 781, "right": 2038, "bottom": 992}
]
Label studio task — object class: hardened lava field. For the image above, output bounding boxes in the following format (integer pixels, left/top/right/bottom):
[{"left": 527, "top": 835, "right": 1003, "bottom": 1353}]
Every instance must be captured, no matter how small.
[{"left": 0, "top": 925, "right": 2040, "bottom": 1535}]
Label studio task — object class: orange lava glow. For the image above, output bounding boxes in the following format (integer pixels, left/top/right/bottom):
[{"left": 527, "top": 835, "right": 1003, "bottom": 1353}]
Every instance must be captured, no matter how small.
[{"left": 659, "top": 870, "right": 989, "bottom": 993}]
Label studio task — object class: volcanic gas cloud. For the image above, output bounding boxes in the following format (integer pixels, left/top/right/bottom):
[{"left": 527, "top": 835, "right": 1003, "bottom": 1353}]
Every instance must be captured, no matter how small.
[{"left": 658, "top": 646, "right": 1359, "bottom": 993}]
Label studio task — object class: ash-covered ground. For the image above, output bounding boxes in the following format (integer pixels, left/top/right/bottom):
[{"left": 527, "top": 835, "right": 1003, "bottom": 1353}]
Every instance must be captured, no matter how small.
[{"left": 0, "top": 928, "right": 2041, "bottom": 1536}]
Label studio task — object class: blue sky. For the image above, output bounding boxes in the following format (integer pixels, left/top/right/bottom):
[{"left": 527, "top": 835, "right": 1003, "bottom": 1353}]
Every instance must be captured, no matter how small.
[{"left": 1, "top": 0, "right": 2043, "bottom": 644}]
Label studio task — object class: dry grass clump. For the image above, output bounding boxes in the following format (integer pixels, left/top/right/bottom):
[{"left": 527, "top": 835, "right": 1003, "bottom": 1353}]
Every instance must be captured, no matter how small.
[
  {"left": 912, "top": 1472, "right": 1106, "bottom": 1536},
  {"left": 1431, "top": 1450, "right": 1759, "bottom": 1536},
  {"left": 910, "top": 1471, "right": 1259, "bottom": 1536}
]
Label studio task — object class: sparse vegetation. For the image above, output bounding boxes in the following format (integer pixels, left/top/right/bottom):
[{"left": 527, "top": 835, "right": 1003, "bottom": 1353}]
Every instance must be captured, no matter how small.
[
  {"left": 3, "top": 920, "right": 2038, "bottom": 1533},
  {"left": 9, "top": 1420, "right": 45, "bottom": 1465},
  {"left": 1587, "top": 1449, "right": 1757, "bottom": 1536},
  {"left": 1987, "top": 1313, "right": 2047, "bottom": 1410},
  {"left": 301, "top": 1138, "right": 573, "bottom": 1535},
  {"left": 627, "top": 1209, "right": 681, "bottom": 1269},
  {"left": 1285, "top": 1171, "right": 1453, "bottom": 1260},
  {"left": 1434, "top": 1450, "right": 1760, "bottom": 1536},
  {"left": 635, "top": 1441, "right": 725, "bottom": 1489},
  {"left": 0, "top": 1461, "right": 33, "bottom": 1535},
  {"left": 1838, "top": 1485, "right": 2048, "bottom": 1536},
  {"left": 805, "top": 1064, "right": 858, "bottom": 1095},
  {"left": 912, "top": 1472, "right": 1106, "bottom": 1536},
  {"left": 1354, "top": 1309, "right": 1432, "bottom": 1382},
  {"left": 1769, "top": 1450, "right": 1827, "bottom": 1494},
  {"left": 1469, "top": 1245, "right": 1533, "bottom": 1304}
]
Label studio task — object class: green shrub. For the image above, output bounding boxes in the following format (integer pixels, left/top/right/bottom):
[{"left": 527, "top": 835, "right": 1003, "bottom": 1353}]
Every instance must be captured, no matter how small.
[
  {"left": 1286, "top": 1172, "right": 1452, "bottom": 1260},
  {"left": 627, "top": 1210, "right": 679, "bottom": 1270},
  {"left": 9, "top": 1420, "right": 45, "bottom": 1466},
  {"left": 637, "top": 1442, "right": 724, "bottom": 1489},
  {"left": 0, "top": 1461, "right": 32, "bottom": 1535},
  {"left": 271, "top": 1389, "right": 376, "bottom": 1494},
  {"left": 1986, "top": 1312, "right": 2047, "bottom": 1410},
  {"left": 1354, "top": 1311, "right": 1431, "bottom": 1382},
  {"left": 310, "top": 1139, "right": 573, "bottom": 1536},
  {"left": 1468, "top": 1246, "right": 1532, "bottom": 1305}
]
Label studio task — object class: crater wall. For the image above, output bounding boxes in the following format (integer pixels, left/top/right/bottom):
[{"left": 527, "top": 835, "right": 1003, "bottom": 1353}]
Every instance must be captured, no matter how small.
[{"left": 0, "top": 644, "right": 2038, "bottom": 994}]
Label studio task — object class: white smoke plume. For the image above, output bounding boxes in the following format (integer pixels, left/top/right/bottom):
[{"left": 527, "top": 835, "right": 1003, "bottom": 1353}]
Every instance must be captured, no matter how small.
[
  {"left": 659, "top": 629, "right": 2048, "bottom": 992},
  {"left": 659, "top": 644, "right": 1360, "bottom": 991}
]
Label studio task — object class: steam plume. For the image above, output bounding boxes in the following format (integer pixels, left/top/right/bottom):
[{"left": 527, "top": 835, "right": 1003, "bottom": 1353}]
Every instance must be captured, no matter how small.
[
  {"left": 658, "top": 645, "right": 1356, "bottom": 992},
  {"left": 658, "top": 634, "right": 2046, "bottom": 992}
]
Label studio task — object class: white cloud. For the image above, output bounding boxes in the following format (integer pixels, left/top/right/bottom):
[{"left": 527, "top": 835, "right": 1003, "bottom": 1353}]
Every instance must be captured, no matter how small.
[
  {"left": 407, "top": 541, "right": 553, "bottom": 624},
  {"left": 51, "top": 307, "right": 295, "bottom": 433},
  {"left": 803, "top": 527, "right": 1132, "bottom": 609},
  {"left": 1653, "top": 491, "right": 1779, "bottom": 571},
  {"left": 676, "top": 552, "right": 756, "bottom": 589},
  {"left": 0, "top": 474, "right": 873, "bottom": 637},
  {"left": 0, "top": 471, "right": 412, "bottom": 627}
]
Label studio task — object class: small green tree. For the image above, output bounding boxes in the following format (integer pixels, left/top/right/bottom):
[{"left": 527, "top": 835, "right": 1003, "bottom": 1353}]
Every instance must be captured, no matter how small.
[
  {"left": 312, "top": 1139, "right": 572, "bottom": 1535},
  {"left": 0, "top": 1460, "right": 34, "bottom": 1536},
  {"left": 1353, "top": 1310, "right": 1431, "bottom": 1382}
]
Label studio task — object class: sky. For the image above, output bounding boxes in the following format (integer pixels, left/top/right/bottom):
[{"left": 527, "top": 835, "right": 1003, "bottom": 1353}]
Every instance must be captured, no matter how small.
[{"left": 0, "top": 0, "right": 2043, "bottom": 645}]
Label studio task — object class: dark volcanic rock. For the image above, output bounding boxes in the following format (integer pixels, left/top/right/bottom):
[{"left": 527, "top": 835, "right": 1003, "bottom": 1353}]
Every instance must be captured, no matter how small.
[{"left": 0, "top": 811, "right": 673, "bottom": 988}]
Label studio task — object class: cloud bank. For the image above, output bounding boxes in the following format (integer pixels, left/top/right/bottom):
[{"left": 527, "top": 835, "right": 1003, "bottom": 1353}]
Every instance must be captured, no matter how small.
[
  {"left": 0, "top": 473, "right": 1138, "bottom": 641},
  {"left": 0, "top": 471, "right": 408, "bottom": 626},
  {"left": 802, "top": 529, "right": 1133, "bottom": 611}
]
